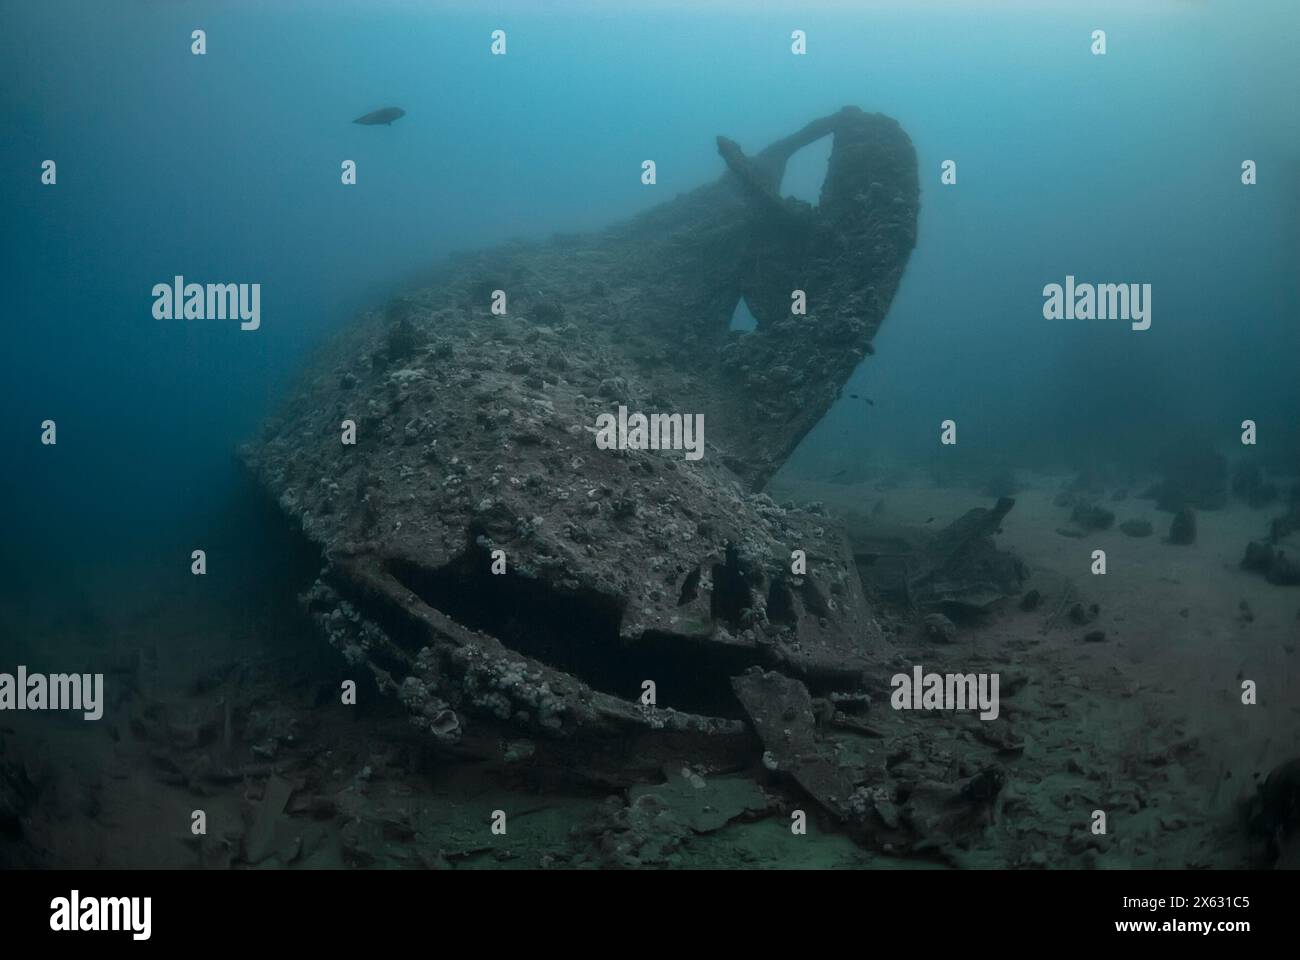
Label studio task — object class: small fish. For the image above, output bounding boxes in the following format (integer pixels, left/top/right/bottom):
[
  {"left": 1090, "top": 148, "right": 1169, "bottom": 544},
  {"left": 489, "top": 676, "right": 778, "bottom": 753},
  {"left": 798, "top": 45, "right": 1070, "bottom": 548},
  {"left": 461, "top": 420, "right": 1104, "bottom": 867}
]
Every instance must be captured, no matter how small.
[
  {"left": 353, "top": 106, "right": 406, "bottom": 126},
  {"left": 924, "top": 516, "right": 935, "bottom": 524},
  {"left": 848, "top": 394, "right": 875, "bottom": 406}
]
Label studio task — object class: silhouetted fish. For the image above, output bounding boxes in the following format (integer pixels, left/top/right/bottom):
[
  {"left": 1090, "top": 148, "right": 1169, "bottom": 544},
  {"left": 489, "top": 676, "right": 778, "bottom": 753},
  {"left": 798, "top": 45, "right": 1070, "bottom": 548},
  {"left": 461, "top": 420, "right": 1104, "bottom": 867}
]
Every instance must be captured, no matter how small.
[{"left": 353, "top": 107, "right": 406, "bottom": 126}]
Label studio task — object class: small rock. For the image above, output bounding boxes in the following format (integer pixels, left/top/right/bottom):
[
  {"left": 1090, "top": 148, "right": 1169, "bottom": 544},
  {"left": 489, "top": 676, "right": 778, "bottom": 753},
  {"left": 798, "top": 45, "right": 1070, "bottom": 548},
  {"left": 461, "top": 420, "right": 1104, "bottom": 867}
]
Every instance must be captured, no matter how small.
[
  {"left": 1069, "top": 602, "right": 1099, "bottom": 625},
  {"left": 1070, "top": 502, "right": 1115, "bottom": 531},
  {"left": 923, "top": 613, "right": 957, "bottom": 643},
  {"left": 1242, "top": 540, "right": 1274, "bottom": 573},
  {"left": 1168, "top": 507, "right": 1196, "bottom": 545}
]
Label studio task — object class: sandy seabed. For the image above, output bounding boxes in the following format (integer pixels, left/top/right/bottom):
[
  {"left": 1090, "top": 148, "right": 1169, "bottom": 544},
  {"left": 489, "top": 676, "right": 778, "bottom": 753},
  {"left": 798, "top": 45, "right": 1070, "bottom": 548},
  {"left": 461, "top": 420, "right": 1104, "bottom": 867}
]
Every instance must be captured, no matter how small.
[{"left": 3, "top": 472, "right": 1297, "bottom": 869}]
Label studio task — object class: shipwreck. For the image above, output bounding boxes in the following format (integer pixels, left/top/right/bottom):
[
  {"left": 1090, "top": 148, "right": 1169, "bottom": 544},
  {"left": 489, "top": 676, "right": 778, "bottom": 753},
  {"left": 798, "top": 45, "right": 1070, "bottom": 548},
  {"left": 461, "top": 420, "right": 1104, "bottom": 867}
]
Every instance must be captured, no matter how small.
[{"left": 243, "top": 106, "right": 1018, "bottom": 857}]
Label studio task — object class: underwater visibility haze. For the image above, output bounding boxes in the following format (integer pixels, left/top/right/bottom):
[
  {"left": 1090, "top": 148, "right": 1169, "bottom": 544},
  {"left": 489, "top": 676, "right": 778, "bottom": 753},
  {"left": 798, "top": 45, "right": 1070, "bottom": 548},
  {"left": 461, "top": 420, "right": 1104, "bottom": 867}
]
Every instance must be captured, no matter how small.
[{"left": 2, "top": 0, "right": 1299, "bottom": 888}]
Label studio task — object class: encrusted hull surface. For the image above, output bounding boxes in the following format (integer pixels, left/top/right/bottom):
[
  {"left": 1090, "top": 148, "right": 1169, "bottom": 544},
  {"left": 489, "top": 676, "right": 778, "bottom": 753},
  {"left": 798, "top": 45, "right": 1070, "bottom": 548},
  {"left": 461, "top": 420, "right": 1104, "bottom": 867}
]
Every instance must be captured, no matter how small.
[{"left": 243, "top": 108, "right": 956, "bottom": 845}]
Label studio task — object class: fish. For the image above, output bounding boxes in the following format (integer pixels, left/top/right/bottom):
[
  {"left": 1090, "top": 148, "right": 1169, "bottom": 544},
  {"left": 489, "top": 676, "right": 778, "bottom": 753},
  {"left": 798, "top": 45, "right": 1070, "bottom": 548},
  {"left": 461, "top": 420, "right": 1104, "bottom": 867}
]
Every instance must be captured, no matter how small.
[{"left": 353, "top": 107, "right": 406, "bottom": 126}]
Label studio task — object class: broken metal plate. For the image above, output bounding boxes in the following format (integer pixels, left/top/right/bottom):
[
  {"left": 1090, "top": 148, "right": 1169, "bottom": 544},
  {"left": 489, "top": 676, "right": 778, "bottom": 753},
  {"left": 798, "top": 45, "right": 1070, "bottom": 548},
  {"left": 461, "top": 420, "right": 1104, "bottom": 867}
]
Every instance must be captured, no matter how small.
[
  {"left": 731, "top": 668, "right": 856, "bottom": 820},
  {"left": 856, "top": 498, "right": 1027, "bottom": 618}
]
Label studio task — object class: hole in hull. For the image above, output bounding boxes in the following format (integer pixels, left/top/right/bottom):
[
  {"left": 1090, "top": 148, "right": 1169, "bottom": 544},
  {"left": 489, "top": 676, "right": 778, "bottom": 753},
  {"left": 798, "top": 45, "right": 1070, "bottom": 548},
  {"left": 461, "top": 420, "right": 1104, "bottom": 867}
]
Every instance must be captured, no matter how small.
[
  {"left": 728, "top": 297, "right": 758, "bottom": 333},
  {"left": 678, "top": 566, "right": 701, "bottom": 605},
  {"left": 780, "top": 134, "right": 833, "bottom": 206},
  {"left": 767, "top": 577, "right": 798, "bottom": 626},
  {"left": 384, "top": 545, "right": 760, "bottom": 717}
]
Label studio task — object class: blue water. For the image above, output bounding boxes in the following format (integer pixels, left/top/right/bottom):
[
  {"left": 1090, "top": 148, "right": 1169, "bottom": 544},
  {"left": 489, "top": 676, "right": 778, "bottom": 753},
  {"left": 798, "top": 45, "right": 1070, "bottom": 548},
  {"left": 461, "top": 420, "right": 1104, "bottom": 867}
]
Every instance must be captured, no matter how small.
[{"left": 3, "top": 0, "right": 1297, "bottom": 595}]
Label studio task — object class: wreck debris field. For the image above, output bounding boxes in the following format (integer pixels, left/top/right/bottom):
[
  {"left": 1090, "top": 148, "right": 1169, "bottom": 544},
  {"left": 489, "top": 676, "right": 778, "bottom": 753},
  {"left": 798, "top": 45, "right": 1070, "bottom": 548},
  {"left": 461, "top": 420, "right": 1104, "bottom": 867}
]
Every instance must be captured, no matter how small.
[{"left": 3, "top": 0, "right": 1300, "bottom": 907}]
